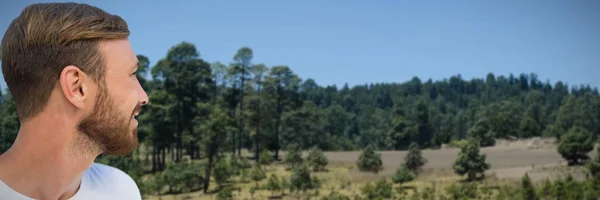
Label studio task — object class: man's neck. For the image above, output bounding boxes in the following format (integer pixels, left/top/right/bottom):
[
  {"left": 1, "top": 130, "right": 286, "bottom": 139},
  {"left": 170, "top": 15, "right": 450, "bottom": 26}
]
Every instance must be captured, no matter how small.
[{"left": 0, "top": 116, "right": 99, "bottom": 200}]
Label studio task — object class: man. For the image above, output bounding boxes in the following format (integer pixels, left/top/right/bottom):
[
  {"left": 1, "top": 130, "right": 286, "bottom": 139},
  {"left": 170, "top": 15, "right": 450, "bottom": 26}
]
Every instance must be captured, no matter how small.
[{"left": 0, "top": 2, "right": 148, "bottom": 200}]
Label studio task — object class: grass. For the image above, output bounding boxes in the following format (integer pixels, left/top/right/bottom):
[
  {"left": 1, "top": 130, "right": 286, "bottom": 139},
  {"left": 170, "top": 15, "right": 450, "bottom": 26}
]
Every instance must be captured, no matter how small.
[{"left": 138, "top": 141, "right": 597, "bottom": 199}]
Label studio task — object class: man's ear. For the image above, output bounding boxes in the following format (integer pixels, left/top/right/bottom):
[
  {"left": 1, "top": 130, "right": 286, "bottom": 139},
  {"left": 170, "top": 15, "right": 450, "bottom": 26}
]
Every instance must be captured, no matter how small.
[{"left": 59, "top": 65, "right": 88, "bottom": 109}]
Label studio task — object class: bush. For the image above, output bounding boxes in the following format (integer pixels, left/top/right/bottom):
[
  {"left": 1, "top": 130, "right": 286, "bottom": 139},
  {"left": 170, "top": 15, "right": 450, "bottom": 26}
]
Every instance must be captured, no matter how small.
[
  {"left": 284, "top": 144, "right": 304, "bottom": 170},
  {"left": 265, "top": 174, "right": 281, "bottom": 197},
  {"left": 250, "top": 164, "right": 266, "bottom": 186},
  {"left": 392, "top": 164, "right": 415, "bottom": 184},
  {"left": 259, "top": 149, "right": 274, "bottom": 165},
  {"left": 157, "top": 162, "right": 204, "bottom": 194},
  {"left": 216, "top": 186, "right": 233, "bottom": 200},
  {"left": 586, "top": 147, "right": 600, "bottom": 178},
  {"left": 213, "top": 156, "right": 232, "bottom": 188},
  {"left": 357, "top": 145, "right": 383, "bottom": 173},
  {"left": 374, "top": 179, "right": 393, "bottom": 199},
  {"left": 307, "top": 147, "right": 328, "bottom": 172},
  {"left": 290, "top": 164, "right": 319, "bottom": 193}
]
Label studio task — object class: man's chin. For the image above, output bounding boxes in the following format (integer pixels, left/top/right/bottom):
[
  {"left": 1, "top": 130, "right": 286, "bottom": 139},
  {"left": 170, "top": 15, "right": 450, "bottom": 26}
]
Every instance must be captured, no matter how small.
[{"left": 102, "top": 134, "right": 139, "bottom": 156}]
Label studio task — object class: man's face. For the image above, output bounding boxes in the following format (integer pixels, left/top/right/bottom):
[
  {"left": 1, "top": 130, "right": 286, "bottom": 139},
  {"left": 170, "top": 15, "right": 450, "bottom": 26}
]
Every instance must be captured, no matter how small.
[{"left": 78, "top": 39, "right": 148, "bottom": 156}]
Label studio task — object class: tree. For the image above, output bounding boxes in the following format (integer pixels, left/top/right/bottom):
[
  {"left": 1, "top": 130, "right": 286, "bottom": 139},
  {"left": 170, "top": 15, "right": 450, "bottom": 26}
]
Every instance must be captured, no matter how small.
[
  {"left": 558, "top": 126, "right": 594, "bottom": 165},
  {"left": 415, "top": 98, "right": 434, "bottom": 147},
  {"left": 387, "top": 99, "right": 417, "bottom": 150},
  {"left": 230, "top": 47, "right": 253, "bottom": 156},
  {"left": 404, "top": 142, "right": 427, "bottom": 172},
  {"left": 290, "top": 164, "right": 317, "bottom": 193},
  {"left": 357, "top": 145, "right": 383, "bottom": 173},
  {"left": 283, "top": 144, "right": 303, "bottom": 170},
  {"left": 247, "top": 63, "right": 269, "bottom": 161},
  {"left": 392, "top": 164, "right": 415, "bottom": 184},
  {"left": 307, "top": 147, "right": 328, "bottom": 172},
  {"left": 258, "top": 148, "right": 274, "bottom": 166},
  {"left": 250, "top": 164, "right": 266, "bottom": 186},
  {"left": 467, "top": 118, "right": 496, "bottom": 147},
  {"left": 586, "top": 147, "right": 600, "bottom": 178},
  {"left": 263, "top": 66, "right": 301, "bottom": 160},
  {"left": 452, "top": 138, "right": 491, "bottom": 181},
  {"left": 198, "top": 105, "right": 234, "bottom": 193},
  {"left": 153, "top": 42, "right": 213, "bottom": 162},
  {"left": 265, "top": 174, "right": 282, "bottom": 197},
  {"left": 212, "top": 156, "right": 231, "bottom": 189},
  {"left": 519, "top": 173, "right": 538, "bottom": 200}
]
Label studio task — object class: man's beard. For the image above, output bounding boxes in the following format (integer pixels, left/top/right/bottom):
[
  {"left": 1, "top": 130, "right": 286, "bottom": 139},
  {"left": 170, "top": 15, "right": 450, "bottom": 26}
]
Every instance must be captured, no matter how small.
[{"left": 77, "top": 85, "right": 139, "bottom": 156}]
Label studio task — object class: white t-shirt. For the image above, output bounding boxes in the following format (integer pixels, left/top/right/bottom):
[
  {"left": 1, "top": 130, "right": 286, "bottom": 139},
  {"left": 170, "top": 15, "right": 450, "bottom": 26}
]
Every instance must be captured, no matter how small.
[{"left": 0, "top": 163, "right": 142, "bottom": 200}]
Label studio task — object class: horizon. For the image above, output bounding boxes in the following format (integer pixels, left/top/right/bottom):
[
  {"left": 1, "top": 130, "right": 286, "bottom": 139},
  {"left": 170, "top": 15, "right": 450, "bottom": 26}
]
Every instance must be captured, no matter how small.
[{"left": 1, "top": 0, "right": 599, "bottom": 91}]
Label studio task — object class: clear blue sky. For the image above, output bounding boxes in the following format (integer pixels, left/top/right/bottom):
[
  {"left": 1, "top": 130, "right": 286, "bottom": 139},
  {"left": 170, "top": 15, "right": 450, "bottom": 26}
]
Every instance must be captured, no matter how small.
[{"left": 1, "top": 0, "right": 599, "bottom": 91}]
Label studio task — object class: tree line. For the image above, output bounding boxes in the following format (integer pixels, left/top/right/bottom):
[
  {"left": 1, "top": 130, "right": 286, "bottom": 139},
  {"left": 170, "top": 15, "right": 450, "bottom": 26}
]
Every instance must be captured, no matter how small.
[
  {"left": 1, "top": 41, "right": 600, "bottom": 195},
  {"left": 2, "top": 41, "right": 600, "bottom": 162}
]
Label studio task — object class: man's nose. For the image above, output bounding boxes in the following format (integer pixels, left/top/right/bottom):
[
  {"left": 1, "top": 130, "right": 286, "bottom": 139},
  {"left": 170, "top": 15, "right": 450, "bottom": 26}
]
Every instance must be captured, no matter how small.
[{"left": 138, "top": 84, "right": 149, "bottom": 106}]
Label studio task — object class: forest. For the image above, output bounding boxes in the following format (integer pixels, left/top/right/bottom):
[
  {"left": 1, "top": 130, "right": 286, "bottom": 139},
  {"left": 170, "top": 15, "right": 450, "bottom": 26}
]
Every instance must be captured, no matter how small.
[{"left": 1, "top": 41, "right": 600, "bottom": 199}]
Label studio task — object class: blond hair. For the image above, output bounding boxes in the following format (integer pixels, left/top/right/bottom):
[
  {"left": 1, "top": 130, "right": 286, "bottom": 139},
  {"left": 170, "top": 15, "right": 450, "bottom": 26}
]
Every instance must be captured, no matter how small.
[{"left": 1, "top": 2, "right": 129, "bottom": 121}]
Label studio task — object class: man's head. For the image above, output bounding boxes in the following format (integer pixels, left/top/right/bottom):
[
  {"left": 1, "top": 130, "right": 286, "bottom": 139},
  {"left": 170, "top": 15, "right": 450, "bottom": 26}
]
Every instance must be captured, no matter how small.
[{"left": 1, "top": 3, "right": 148, "bottom": 155}]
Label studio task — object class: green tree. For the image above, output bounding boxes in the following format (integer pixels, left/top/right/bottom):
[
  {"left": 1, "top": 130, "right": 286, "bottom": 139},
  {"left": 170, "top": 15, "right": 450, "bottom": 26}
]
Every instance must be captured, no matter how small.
[
  {"left": 250, "top": 164, "right": 266, "bottom": 186},
  {"left": 259, "top": 148, "right": 274, "bottom": 166},
  {"left": 357, "top": 145, "right": 383, "bottom": 173},
  {"left": 198, "top": 105, "right": 234, "bottom": 193},
  {"left": 265, "top": 174, "right": 282, "bottom": 197},
  {"left": 519, "top": 173, "right": 538, "bottom": 200},
  {"left": 519, "top": 115, "right": 541, "bottom": 138},
  {"left": 229, "top": 47, "right": 253, "bottom": 156},
  {"left": 307, "top": 147, "right": 328, "bottom": 172},
  {"left": 212, "top": 156, "right": 232, "bottom": 189},
  {"left": 415, "top": 98, "right": 434, "bottom": 147},
  {"left": 374, "top": 179, "right": 393, "bottom": 199},
  {"left": 452, "top": 138, "right": 491, "bottom": 181},
  {"left": 586, "top": 147, "right": 600, "bottom": 178},
  {"left": 387, "top": 99, "right": 417, "bottom": 150},
  {"left": 263, "top": 66, "right": 302, "bottom": 159},
  {"left": 392, "top": 164, "right": 415, "bottom": 184},
  {"left": 558, "top": 126, "right": 594, "bottom": 165},
  {"left": 404, "top": 142, "right": 427, "bottom": 172},
  {"left": 247, "top": 63, "right": 269, "bottom": 161},
  {"left": 0, "top": 92, "right": 18, "bottom": 153},
  {"left": 290, "top": 164, "right": 317, "bottom": 193},
  {"left": 467, "top": 118, "right": 496, "bottom": 147},
  {"left": 284, "top": 144, "right": 304, "bottom": 170}
]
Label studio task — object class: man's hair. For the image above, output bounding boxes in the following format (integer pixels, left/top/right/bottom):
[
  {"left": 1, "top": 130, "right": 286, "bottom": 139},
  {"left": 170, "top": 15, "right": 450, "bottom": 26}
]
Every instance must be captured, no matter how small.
[{"left": 1, "top": 2, "right": 130, "bottom": 121}]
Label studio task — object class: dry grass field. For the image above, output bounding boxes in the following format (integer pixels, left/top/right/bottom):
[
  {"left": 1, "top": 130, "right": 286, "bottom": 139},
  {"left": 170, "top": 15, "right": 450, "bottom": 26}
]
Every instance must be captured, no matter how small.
[{"left": 145, "top": 138, "right": 597, "bottom": 200}]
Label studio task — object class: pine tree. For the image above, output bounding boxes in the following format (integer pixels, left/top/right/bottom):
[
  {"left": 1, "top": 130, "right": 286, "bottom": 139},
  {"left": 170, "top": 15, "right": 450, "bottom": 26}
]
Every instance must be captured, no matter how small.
[
  {"left": 404, "top": 142, "right": 427, "bottom": 172},
  {"left": 519, "top": 173, "right": 538, "bottom": 200},
  {"left": 558, "top": 126, "right": 594, "bottom": 165},
  {"left": 392, "top": 164, "right": 415, "bottom": 184},
  {"left": 452, "top": 138, "right": 491, "bottom": 181},
  {"left": 357, "top": 145, "right": 383, "bottom": 173},
  {"left": 307, "top": 147, "right": 328, "bottom": 172}
]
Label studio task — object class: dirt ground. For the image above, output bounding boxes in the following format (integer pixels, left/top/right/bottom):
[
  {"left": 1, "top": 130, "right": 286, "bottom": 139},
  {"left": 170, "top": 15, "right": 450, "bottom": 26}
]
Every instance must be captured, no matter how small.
[
  {"left": 146, "top": 138, "right": 598, "bottom": 200},
  {"left": 322, "top": 138, "right": 597, "bottom": 183}
]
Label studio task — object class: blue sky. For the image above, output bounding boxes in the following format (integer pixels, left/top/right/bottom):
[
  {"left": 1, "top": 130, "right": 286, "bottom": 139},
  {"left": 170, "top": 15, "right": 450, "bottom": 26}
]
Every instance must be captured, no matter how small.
[{"left": 1, "top": 0, "right": 599, "bottom": 91}]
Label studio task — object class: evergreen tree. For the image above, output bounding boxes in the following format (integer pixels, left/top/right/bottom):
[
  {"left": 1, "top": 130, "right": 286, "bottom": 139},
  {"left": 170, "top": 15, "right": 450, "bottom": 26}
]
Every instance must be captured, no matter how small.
[
  {"left": 404, "top": 142, "right": 427, "bottom": 172},
  {"left": 452, "top": 138, "right": 491, "bottom": 181},
  {"left": 357, "top": 145, "right": 383, "bottom": 173},
  {"left": 519, "top": 173, "right": 538, "bottom": 200},
  {"left": 392, "top": 164, "right": 416, "bottom": 184},
  {"left": 558, "top": 126, "right": 594, "bottom": 165},
  {"left": 307, "top": 147, "right": 328, "bottom": 172}
]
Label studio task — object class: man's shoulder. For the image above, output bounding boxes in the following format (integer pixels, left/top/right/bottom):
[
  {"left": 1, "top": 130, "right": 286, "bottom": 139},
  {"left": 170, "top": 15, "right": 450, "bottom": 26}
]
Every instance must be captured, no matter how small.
[{"left": 78, "top": 162, "right": 141, "bottom": 199}]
